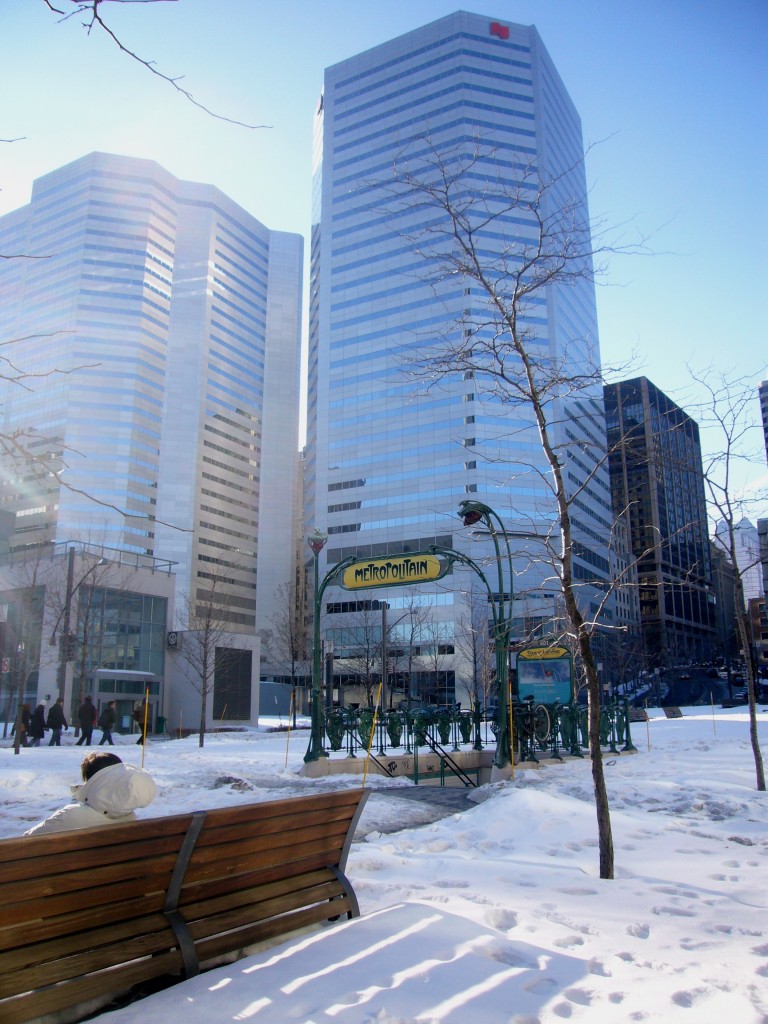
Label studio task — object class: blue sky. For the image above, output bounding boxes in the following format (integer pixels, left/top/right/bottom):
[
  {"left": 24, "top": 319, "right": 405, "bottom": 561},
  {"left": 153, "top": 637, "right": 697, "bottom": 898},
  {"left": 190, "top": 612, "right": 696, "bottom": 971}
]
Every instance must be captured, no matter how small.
[{"left": 3, "top": 0, "right": 767, "bottom": 490}]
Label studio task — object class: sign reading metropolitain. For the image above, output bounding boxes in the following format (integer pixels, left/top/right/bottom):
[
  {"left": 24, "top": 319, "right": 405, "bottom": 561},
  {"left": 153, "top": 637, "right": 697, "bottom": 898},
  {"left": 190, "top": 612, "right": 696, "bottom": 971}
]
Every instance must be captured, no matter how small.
[{"left": 340, "top": 553, "right": 445, "bottom": 591}]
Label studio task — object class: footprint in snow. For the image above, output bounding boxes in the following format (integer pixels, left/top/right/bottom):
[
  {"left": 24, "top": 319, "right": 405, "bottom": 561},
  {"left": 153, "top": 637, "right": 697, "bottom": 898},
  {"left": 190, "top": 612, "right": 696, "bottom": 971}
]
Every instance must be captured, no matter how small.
[
  {"left": 671, "top": 987, "right": 707, "bottom": 1007},
  {"left": 651, "top": 904, "right": 697, "bottom": 918},
  {"left": 485, "top": 907, "right": 518, "bottom": 930},
  {"left": 588, "top": 958, "right": 611, "bottom": 976}
]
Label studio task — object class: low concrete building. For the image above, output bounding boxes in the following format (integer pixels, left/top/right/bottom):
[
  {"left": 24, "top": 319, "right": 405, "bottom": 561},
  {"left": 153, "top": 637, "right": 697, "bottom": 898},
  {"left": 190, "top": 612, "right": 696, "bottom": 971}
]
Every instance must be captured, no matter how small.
[{"left": 0, "top": 541, "right": 260, "bottom": 736}]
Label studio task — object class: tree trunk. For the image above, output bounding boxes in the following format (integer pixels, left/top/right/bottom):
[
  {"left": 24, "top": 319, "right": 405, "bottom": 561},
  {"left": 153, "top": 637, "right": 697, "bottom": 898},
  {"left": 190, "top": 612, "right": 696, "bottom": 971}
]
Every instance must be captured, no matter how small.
[
  {"left": 199, "top": 647, "right": 208, "bottom": 748},
  {"left": 734, "top": 598, "right": 766, "bottom": 791}
]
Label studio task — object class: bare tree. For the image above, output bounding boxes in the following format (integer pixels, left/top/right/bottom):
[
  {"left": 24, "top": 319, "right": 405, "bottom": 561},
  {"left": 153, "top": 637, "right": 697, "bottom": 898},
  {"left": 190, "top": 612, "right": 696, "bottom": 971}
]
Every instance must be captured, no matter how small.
[
  {"left": 383, "top": 138, "right": 639, "bottom": 878},
  {"left": 693, "top": 368, "right": 766, "bottom": 791},
  {"left": 343, "top": 604, "right": 382, "bottom": 707},
  {"left": 387, "top": 590, "right": 430, "bottom": 709},
  {"left": 421, "top": 617, "right": 453, "bottom": 705},
  {"left": 264, "top": 581, "right": 309, "bottom": 725},
  {"left": 176, "top": 574, "right": 238, "bottom": 748},
  {"left": 0, "top": 575, "right": 45, "bottom": 752},
  {"left": 453, "top": 584, "right": 495, "bottom": 710},
  {"left": 42, "top": 545, "right": 117, "bottom": 733}
]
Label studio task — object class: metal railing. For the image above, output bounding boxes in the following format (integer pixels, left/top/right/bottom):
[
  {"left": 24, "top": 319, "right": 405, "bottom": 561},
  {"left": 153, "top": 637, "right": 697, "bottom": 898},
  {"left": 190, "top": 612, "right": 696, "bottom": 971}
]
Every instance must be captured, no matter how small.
[{"left": 315, "top": 697, "right": 637, "bottom": 778}]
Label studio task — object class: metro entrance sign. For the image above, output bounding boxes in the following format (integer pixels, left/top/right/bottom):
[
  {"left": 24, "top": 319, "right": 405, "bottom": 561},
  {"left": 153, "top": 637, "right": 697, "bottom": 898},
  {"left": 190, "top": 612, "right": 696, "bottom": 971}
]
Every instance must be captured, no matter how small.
[
  {"left": 339, "top": 553, "right": 446, "bottom": 591},
  {"left": 305, "top": 501, "right": 523, "bottom": 770}
]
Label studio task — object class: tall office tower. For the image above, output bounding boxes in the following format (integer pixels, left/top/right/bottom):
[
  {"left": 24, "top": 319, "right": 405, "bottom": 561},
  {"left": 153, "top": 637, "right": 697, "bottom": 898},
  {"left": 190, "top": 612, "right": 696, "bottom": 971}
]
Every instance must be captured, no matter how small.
[
  {"left": 710, "top": 543, "right": 738, "bottom": 664},
  {"left": 307, "top": 13, "right": 614, "bottom": 703},
  {"left": 604, "top": 377, "right": 716, "bottom": 666},
  {"left": 760, "top": 380, "right": 768, "bottom": 465},
  {"left": 0, "top": 153, "right": 302, "bottom": 640},
  {"left": 715, "top": 517, "right": 763, "bottom": 607}
]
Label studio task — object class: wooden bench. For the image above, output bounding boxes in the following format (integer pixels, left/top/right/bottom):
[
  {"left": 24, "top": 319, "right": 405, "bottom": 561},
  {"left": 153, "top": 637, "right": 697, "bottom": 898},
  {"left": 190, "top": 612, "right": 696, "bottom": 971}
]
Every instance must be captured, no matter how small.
[{"left": 0, "top": 787, "right": 369, "bottom": 1024}]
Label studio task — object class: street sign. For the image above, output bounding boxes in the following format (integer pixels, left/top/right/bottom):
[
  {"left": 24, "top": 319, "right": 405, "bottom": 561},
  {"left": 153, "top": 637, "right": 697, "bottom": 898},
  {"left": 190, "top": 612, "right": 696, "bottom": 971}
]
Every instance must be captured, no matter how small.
[{"left": 339, "top": 553, "right": 446, "bottom": 591}]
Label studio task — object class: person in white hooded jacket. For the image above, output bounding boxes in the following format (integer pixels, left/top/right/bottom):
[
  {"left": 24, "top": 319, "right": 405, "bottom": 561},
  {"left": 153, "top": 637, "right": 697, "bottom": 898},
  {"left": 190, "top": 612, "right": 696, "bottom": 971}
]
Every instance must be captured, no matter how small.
[{"left": 24, "top": 752, "right": 157, "bottom": 836}]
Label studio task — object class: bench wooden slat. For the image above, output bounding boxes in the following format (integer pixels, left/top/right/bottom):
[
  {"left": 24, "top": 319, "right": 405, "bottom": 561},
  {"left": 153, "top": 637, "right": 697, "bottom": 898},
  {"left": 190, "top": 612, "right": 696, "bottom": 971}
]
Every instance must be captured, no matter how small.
[
  {"left": 181, "top": 823, "right": 352, "bottom": 882},
  {"left": 191, "top": 789, "right": 365, "bottom": 831},
  {"left": 185, "top": 879, "right": 347, "bottom": 940},
  {"left": 0, "top": 787, "right": 369, "bottom": 1024},
  {"left": 0, "top": 891, "right": 167, "bottom": 951},
  {"left": 1, "top": 844, "right": 349, "bottom": 936},
  {"left": 2, "top": 856, "right": 176, "bottom": 913},
  {"left": 1, "top": 882, "right": 171, "bottom": 936},
  {"left": 0, "top": 815, "right": 192, "bottom": 863},
  {"left": 1, "top": 872, "right": 345, "bottom": 981},
  {"left": 0, "top": 920, "right": 182, "bottom": 998},
  {"left": 0, "top": 831, "right": 188, "bottom": 885},
  {"left": 0, "top": 949, "right": 183, "bottom": 1024},
  {"left": 2, "top": 820, "right": 349, "bottom": 911},
  {"left": 190, "top": 798, "right": 365, "bottom": 845},
  {"left": 181, "top": 869, "right": 340, "bottom": 923},
  {"left": 195, "top": 899, "right": 353, "bottom": 966},
  {"left": 0, "top": 909, "right": 173, "bottom": 977},
  {"left": 0, "top": 801, "right": 357, "bottom": 890}
]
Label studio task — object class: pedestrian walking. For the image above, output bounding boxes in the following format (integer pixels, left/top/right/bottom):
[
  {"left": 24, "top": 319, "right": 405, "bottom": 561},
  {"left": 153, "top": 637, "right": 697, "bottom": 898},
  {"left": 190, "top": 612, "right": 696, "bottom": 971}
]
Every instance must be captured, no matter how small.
[
  {"left": 132, "top": 700, "right": 149, "bottom": 745},
  {"left": 98, "top": 701, "right": 116, "bottom": 746},
  {"left": 47, "top": 697, "right": 68, "bottom": 746},
  {"left": 28, "top": 704, "right": 46, "bottom": 747},
  {"left": 16, "top": 703, "right": 32, "bottom": 747},
  {"left": 76, "top": 696, "right": 97, "bottom": 746}
]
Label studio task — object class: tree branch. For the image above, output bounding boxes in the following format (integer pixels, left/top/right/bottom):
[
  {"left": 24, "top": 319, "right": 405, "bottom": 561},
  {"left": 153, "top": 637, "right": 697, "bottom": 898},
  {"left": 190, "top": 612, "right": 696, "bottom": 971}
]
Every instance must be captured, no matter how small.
[{"left": 41, "top": 0, "right": 271, "bottom": 129}]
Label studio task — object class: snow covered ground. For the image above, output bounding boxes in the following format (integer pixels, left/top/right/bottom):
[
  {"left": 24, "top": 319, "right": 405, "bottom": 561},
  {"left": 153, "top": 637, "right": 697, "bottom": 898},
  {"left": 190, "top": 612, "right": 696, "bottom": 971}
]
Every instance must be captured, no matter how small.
[{"left": 2, "top": 707, "right": 767, "bottom": 1023}]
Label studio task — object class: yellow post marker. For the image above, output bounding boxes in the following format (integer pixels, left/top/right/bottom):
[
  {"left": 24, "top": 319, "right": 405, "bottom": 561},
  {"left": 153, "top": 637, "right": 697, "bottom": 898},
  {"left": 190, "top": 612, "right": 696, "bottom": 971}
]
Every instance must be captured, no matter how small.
[
  {"left": 216, "top": 705, "right": 227, "bottom": 736},
  {"left": 140, "top": 688, "right": 149, "bottom": 769},
  {"left": 178, "top": 709, "right": 182, "bottom": 740},
  {"left": 362, "top": 681, "right": 383, "bottom": 788},
  {"left": 711, "top": 691, "right": 717, "bottom": 737},
  {"left": 645, "top": 701, "right": 651, "bottom": 752},
  {"left": 285, "top": 691, "right": 294, "bottom": 769},
  {"left": 509, "top": 692, "right": 515, "bottom": 780}
]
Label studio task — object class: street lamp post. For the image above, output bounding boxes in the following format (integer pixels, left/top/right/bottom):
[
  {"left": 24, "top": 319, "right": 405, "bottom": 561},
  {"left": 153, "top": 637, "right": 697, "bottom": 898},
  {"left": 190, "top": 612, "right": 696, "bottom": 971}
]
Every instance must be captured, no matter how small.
[
  {"left": 305, "top": 529, "right": 329, "bottom": 763},
  {"left": 457, "top": 500, "right": 515, "bottom": 769}
]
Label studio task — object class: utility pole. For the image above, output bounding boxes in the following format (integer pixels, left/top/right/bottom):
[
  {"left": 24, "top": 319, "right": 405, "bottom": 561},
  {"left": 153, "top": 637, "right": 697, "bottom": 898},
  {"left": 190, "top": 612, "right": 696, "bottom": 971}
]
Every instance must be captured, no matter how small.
[
  {"left": 56, "top": 546, "right": 76, "bottom": 698},
  {"left": 381, "top": 602, "right": 388, "bottom": 713}
]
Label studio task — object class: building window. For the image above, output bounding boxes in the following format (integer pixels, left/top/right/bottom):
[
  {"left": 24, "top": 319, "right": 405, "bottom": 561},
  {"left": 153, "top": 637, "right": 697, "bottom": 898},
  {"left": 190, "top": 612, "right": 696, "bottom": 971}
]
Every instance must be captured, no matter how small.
[{"left": 213, "top": 647, "right": 252, "bottom": 720}]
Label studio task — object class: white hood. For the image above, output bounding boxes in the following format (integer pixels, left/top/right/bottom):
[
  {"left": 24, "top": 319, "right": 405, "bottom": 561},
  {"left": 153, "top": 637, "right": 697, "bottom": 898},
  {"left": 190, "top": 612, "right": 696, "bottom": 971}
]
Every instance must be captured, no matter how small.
[{"left": 76, "top": 762, "right": 157, "bottom": 819}]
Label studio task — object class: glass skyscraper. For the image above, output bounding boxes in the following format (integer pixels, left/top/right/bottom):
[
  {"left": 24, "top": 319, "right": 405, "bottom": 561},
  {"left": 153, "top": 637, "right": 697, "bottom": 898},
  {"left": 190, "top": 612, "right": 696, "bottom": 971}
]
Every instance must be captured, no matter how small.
[
  {"left": 0, "top": 152, "right": 303, "bottom": 639},
  {"left": 604, "top": 377, "right": 716, "bottom": 665},
  {"left": 307, "top": 13, "right": 614, "bottom": 702}
]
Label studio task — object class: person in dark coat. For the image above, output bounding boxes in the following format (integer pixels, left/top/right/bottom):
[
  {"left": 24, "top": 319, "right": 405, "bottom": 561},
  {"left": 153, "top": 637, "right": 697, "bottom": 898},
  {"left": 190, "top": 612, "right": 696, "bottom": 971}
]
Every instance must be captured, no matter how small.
[
  {"left": 98, "top": 701, "right": 116, "bottom": 746},
  {"left": 132, "top": 700, "right": 149, "bottom": 745},
  {"left": 28, "top": 704, "right": 46, "bottom": 746},
  {"left": 76, "top": 696, "right": 97, "bottom": 746},
  {"left": 47, "top": 697, "right": 68, "bottom": 746},
  {"left": 16, "top": 703, "right": 31, "bottom": 747}
]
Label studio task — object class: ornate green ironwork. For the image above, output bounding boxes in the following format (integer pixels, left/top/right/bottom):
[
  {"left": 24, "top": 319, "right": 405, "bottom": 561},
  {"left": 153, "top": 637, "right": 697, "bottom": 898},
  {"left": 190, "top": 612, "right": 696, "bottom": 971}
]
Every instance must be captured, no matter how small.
[{"left": 325, "top": 708, "right": 346, "bottom": 751}]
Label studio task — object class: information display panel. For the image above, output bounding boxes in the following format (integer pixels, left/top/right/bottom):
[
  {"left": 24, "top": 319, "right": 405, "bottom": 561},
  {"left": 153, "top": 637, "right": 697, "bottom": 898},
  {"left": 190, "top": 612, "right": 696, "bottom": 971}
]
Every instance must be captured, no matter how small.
[{"left": 517, "top": 645, "right": 574, "bottom": 704}]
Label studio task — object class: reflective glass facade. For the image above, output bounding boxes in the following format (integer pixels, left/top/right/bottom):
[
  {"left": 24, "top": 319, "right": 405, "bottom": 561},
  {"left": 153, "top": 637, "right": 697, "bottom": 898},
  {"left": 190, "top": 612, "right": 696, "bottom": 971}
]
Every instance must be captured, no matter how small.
[
  {"left": 604, "top": 377, "right": 716, "bottom": 664},
  {"left": 0, "top": 153, "right": 302, "bottom": 637},
  {"left": 307, "top": 14, "right": 613, "bottom": 699}
]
